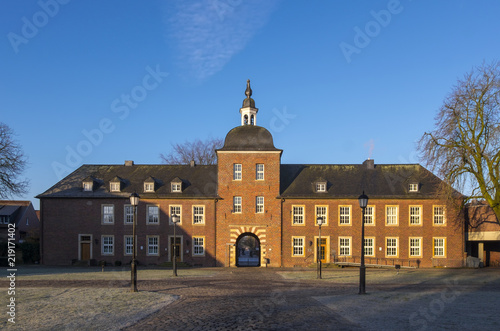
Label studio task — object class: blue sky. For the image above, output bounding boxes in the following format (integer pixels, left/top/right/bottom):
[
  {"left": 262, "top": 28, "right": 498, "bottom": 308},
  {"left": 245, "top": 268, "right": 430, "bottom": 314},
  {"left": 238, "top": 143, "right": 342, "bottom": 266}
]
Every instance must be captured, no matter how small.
[{"left": 1, "top": 0, "right": 500, "bottom": 209}]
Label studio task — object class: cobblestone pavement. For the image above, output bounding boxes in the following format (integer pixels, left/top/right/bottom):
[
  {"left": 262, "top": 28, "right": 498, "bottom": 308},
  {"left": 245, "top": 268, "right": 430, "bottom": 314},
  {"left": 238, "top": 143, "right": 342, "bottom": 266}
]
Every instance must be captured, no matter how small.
[{"left": 123, "top": 268, "right": 361, "bottom": 331}]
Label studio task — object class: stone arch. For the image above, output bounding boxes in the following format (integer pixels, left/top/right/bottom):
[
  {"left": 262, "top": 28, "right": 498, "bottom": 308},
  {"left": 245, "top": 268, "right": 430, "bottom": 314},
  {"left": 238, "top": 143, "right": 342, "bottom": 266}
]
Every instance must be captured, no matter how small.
[
  {"left": 236, "top": 232, "right": 260, "bottom": 267},
  {"left": 228, "top": 225, "right": 267, "bottom": 267}
]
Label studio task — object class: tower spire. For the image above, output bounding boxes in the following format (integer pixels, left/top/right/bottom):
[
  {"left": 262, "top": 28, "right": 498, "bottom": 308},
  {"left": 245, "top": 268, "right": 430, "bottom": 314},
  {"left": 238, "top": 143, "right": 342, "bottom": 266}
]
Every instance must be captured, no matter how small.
[
  {"left": 245, "top": 79, "right": 252, "bottom": 98},
  {"left": 240, "top": 79, "right": 258, "bottom": 126}
]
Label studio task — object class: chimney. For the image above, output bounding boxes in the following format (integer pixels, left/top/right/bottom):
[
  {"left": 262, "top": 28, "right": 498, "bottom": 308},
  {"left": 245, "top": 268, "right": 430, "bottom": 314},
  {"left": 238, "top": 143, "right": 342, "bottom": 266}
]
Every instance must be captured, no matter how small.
[
  {"left": 363, "top": 159, "right": 374, "bottom": 169},
  {"left": 125, "top": 160, "right": 134, "bottom": 166},
  {"left": 190, "top": 160, "right": 196, "bottom": 167}
]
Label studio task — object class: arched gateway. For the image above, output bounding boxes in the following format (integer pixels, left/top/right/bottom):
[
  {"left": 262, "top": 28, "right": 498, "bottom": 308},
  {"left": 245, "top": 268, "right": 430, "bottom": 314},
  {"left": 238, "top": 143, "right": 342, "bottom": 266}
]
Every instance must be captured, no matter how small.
[{"left": 236, "top": 233, "right": 260, "bottom": 267}]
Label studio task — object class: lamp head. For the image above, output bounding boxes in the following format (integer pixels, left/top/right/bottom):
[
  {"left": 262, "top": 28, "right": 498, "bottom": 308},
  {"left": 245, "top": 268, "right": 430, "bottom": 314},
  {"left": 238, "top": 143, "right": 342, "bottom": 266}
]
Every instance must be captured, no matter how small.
[
  {"left": 171, "top": 214, "right": 180, "bottom": 224},
  {"left": 129, "top": 192, "right": 140, "bottom": 206},
  {"left": 358, "top": 191, "right": 369, "bottom": 209}
]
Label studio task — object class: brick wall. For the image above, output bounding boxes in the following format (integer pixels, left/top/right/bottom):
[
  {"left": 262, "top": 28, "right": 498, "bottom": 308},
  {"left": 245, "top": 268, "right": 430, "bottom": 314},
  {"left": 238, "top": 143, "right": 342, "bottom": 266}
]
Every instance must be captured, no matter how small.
[
  {"left": 216, "top": 151, "right": 282, "bottom": 267},
  {"left": 282, "top": 198, "right": 464, "bottom": 268},
  {"left": 41, "top": 197, "right": 216, "bottom": 266}
]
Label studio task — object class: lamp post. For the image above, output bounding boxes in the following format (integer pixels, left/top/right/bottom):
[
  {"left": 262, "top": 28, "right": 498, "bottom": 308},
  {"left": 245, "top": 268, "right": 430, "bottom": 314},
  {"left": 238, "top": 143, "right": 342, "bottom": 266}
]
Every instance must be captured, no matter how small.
[
  {"left": 358, "top": 191, "right": 369, "bottom": 295},
  {"left": 317, "top": 216, "right": 324, "bottom": 279},
  {"left": 129, "top": 192, "right": 140, "bottom": 292},
  {"left": 171, "top": 214, "right": 180, "bottom": 277}
]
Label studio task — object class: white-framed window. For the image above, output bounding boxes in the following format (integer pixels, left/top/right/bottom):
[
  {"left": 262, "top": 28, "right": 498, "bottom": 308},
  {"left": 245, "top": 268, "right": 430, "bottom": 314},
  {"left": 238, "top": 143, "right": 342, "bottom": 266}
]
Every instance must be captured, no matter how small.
[
  {"left": 386, "top": 206, "right": 398, "bottom": 225},
  {"left": 124, "top": 235, "right": 134, "bottom": 255},
  {"left": 193, "top": 237, "right": 205, "bottom": 256},
  {"left": 315, "top": 182, "right": 327, "bottom": 192},
  {"left": 144, "top": 182, "right": 155, "bottom": 192},
  {"left": 409, "top": 237, "right": 422, "bottom": 257},
  {"left": 256, "top": 164, "right": 264, "bottom": 180},
  {"left": 339, "top": 237, "right": 351, "bottom": 256},
  {"left": 0, "top": 216, "right": 10, "bottom": 224},
  {"left": 233, "top": 196, "right": 242, "bottom": 213},
  {"left": 292, "top": 206, "right": 304, "bottom": 225},
  {"left": 169, "top": 205, "right": 182, "bottom": 224},
  {"left": 256, "top": 196, "right": 264, "bottom": 213},
  {"left": 409, "top": 206, "right": 422, "bottom": 225},
  {"left": 292, "top": 237, "right": 304, "bottom": 256},
  {"left": 147, "top": 236, "right": 159, "bottom": 256},
  {"left": 433, "top": 238, "right": 446, "bottom": 257},
  {"left": 147, "top": 205, "right": 159, "bottom": 224},
  {"left": 364, "top": 206, "right": 374, "bottom": 225},
  {"left": 233, "top": 164, "right": 242, "bottom": 180},
  {"left": 193, "top": 206, "right": 205, "bottom": 224},
  {"left": 386, "top": 237, "right": 398, "bottom": 257},
  {"left": 83, "top": 182, "right": 93, "bottom": 191},
  {"left": 102, "top": 235, "right": 114, "bottom": 255},
  {"left": 110, "top": 182, "right": 120, "bottom": 192},
  {"left": 339, "top": 206, "right": 351, "bottom": 225},
  {"left": 409, "top": 183, "right": 419, "bottom": 192},
  {"left": 102, "top": 205, "right": 114, "bottom": 224},
  {"left": 433, "top": 206, "right": 446, "bottom": 225},
  {"left": 364, "top": 237, "right": 375, "bottom": 256},
  {"left": 171, "top": 183, "right": 181, "bottom": 192},
  {"left": 315, "top": 206, "right": 328, "bottom": 225},
  {"left": 124, "top": 205, "right": 133, "bottom": 224}
]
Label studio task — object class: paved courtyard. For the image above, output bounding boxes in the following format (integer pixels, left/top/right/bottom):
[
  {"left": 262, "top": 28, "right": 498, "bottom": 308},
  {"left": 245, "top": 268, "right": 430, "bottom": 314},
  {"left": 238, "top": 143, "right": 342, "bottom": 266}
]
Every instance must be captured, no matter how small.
[{"left": 8, "top": 266, "right": 500, "bottom": 330}]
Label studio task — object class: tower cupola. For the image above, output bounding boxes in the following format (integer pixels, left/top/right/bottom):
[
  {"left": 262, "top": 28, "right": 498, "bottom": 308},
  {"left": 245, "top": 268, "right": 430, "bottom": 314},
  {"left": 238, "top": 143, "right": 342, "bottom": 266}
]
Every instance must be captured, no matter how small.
[{"left": 240, "top": 79, "right": 259, "bottom": 126}]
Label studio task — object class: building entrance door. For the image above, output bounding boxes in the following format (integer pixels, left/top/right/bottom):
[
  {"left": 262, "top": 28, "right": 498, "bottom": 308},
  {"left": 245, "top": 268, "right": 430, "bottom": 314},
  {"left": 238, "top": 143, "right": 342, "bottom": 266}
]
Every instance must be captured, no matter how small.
[
  {"left": 79, "top": 235, "right": 92, "bottom": 260},
  {"left": 236, "top": 233, "right": 260, "bottom": 267},
  {"left": 317, "top": 238, "right": 327, "bottom": 263},
  {"left": 81, "top": 243, "right": 90, "bottom": 260},
  {"left": 170, "top": 237, "right": 181, "bottom": 262}
]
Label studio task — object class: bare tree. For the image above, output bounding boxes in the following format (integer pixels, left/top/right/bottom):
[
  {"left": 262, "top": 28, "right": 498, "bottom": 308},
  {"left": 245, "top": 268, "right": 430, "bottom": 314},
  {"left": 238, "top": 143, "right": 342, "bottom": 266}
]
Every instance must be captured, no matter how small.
[
  {"left": 0, "top": 123, "right": 29, "bottom": 199},
  {"left": 419, "top": 61, "right": 500, "bottom": 224},
  {"left": 160, "top": 137, "right": 223, "bottom": 165}
]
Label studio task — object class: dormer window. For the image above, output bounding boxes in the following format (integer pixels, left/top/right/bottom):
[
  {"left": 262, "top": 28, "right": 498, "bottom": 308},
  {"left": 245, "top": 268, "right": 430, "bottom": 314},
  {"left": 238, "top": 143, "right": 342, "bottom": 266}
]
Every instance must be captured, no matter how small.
[
  {"left": 171, "top": 177, "right": 183, "bottom": 193},
  {"left": 316, "top": 183, "right": 326, "bottom": 192},
  {"left": 314, "top": 179, "right": 328, "bottom": 193},
  {"left": 110, "top": 182, "right": 121, "bottom": 192},
  {"left": 83, "top": 182, "right": 93, "bottom": 192},
  {"left": 409, "top": 183, "right": 419, "bottom": 192},
  {"left": 171, "top": 183, "right": 181, "bottom": 192},
  {"left": 82, "top": 176, "right": 97, "bottom": 192},
  {"left": 144, "top": 177, "right": 157, "bottom": 193}
]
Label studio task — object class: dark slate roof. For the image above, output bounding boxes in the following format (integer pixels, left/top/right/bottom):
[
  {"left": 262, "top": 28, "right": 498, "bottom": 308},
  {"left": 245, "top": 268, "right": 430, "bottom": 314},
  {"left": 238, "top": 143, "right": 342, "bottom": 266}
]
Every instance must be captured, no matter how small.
[
  {"left": 218, "top": 125, "right": 282, "bottom": 152},
  {"left": 37, "top": 164, "right": 218, "bottom": 199},
  {"left": 0, "top": 205, "right": 20, "bottom": 216},
  {"left": 280, "top": 163, "right": 443, "bottom": 199},
  {"left": 0, "top": 201, "right": 33, "bottom": 225}
]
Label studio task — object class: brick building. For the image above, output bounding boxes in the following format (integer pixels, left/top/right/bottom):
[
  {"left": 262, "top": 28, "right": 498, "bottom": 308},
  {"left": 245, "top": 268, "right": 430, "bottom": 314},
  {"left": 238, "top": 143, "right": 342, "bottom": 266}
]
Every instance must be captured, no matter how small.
[
  {"left": 38, "top": 81, "right": 466, "bottom": 267},
  {"left": 466, "top": 201, "right": 500, "bottom": 266}
]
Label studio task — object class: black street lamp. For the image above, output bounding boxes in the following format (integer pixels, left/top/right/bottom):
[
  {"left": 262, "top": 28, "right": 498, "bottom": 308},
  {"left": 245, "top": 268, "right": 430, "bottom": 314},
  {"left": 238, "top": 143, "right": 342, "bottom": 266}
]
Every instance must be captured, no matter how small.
[
  {"left": 171, "top": 214, "right": 180, "bottom": 277},
  {"left": 317, "top": 216, "right": 324, "bottom": 279},
  {"left": 129, "top": 192, "right": 140, "bottom": 292},
  {"left": 358, "top": 191, "right": 369, "bottom": 295}
]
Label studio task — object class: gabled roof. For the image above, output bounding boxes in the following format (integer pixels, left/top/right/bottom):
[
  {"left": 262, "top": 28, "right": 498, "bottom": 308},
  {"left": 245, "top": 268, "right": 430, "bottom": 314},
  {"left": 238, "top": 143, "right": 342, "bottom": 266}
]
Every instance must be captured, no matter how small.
[
  {"left": 170, "top": 176, "right": 183, "bottom": 183},
  {"left": 144, "top": 176, "right": 157, "bottom": 183},
  {"left": 0, "top": 201, "right": 35, "bottom": 226},
  {"left": 0, "top": 205, "right": 20, "bottom": 216},
  {"left": 37, "top": 164, "right": 218, "bottom": 199},
  {"left": 280, "top": 163, "right": 443, "bottom": 199}
]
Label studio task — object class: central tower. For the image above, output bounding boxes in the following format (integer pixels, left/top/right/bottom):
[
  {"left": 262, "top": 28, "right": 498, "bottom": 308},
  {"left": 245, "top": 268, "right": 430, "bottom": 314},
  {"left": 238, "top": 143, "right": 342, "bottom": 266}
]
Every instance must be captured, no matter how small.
[{"left": 216, "top": 80, "right": 282, "bottom": 267}]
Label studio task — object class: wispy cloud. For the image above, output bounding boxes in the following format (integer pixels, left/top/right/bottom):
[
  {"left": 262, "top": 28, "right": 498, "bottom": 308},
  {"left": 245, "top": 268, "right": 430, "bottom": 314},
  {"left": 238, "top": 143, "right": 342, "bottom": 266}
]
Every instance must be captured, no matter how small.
[{"left": 165, "top": 0, "right": 279, "bottom": 81}]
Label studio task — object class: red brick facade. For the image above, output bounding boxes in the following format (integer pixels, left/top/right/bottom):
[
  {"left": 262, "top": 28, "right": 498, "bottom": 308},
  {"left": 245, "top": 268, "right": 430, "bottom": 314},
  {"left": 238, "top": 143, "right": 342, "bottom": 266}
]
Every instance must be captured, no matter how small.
[
  {"left": 38, "top": 82, "right": 467, "bottom": 268},
  {"left": 216, "top": 151, "right": 282, "bottom": 267},
  {"left": 282, "top": 198, "right": 464, "bottom": 268}
]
